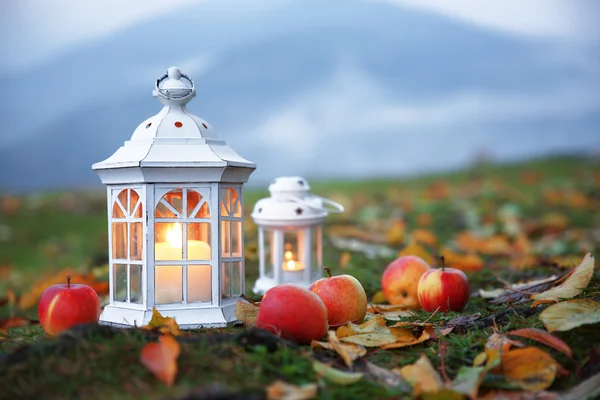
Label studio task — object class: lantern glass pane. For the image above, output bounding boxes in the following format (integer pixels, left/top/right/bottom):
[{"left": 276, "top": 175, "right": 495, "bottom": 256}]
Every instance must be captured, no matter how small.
[
  {"left": 155, "top": 200, "right": 177, "bottom": 218},
  {"left": 112, "top": 222, "right": 127, "bottom": 259},
  {"left": 231, "top": 189, "right": 241, "bottom": 217},
  {"left": 130, "top": 222, "right": 143, "bottom": 260},
  {"left": 113, "top": 263, "right": 127, "bottom": 302},
  {"left": 222, "top": 262, "right": 231, "bottom": 299},
  {"left": 232, "top": 261, "right": 242, "bottom": 297},
  {"left": 112, "top": 201, "right": 125, "bottom": 218},
  {"left": 221, "top": 221, "right": 231, "bottom": 257},
  {"left": 221, "top": 188, "right": 231, "bottom": 216},
  {"left": 187, "top": 223, "right": 211, "bottom": 260},
  {"left": 282, "top": 231, "right": 303, "bottom": 273},
  {"left": 186, "top": 190, "right": 202, "bottom": 218},
  {"left": 129, "top": 190, "right": 140, "bottom": 215},
  {"left": 130, "top": 264, "right": 142, "bottom": 304},
  {"left": 264, "top": 229, "right": 273, "bottom": 278},
  {"left": 155, "top": 222, "right": 183, "bottom": 261},
  {"left": 231, "top": 221, "right": 242, "bottom": 258},
  {"left": 197, "top": 202, "right": 210, "bottom": 218},
  {"left": 187, "top": 265, "right": 211, "bottom": 302},
  {"left": 164, "top": 190, "right": 183, "bottom": 215},
  {"left": 118, "top": 189, "right": 128, "bottom": 212},
  {"left": 155, "top": 265, "right": 182, "bottom": 304}
]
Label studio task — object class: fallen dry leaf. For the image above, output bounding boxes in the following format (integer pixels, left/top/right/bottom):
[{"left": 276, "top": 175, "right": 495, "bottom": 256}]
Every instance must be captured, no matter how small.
[
  {"left": 339, "top": 252, "right": 352, "bottom": 268},
  {"left": 336, "top": 315, "right": 397, "bottom": 347},
  {"left": 506, "top": 328, "right": 572, "bottom": 358},
  {"left": 558, "top": 371, "right": 600, "bottom": 400},
  {"left": 142, "top": 307, "right": 180, "bottom": 336},
  {"left": 266, "top": 380, "right": 318, "bottom": 400},
  {"left": 370, "top": 291, "right": 387, "bottom": 304},
  {"left": 397, "top": 240, "right": 434, "bottom": 266},
  {"left": 531, "top": 253, "right": 595, "bottom": 301},
  {"left": 539, "top": 299, "right": 600, "bottom": 332},
  {"left": 0, "top": 316, "right": 38, "bottom": 331},
  {"left": 140, "top": 334, "right": 181, "bottom": 387},
  {"left": 311, "top": 331, "right": 367, "bottom": 368},
  {"left": 18, "top": 269, "right": 109, "bottom": 309},
  {"left": 313, "top": 361, "right": 364, "bottom": 385},
  {"left": 364, "top": 361, "right": 409, "bottom": 390},
  {"left": 489, "top": 274, "right": 567, "bottom": 304},
  {"left": 366, "top": 303, "right": 414, "bottom": 320},
  {"left": 382, "top": 324, "right": 435, "bottom": 349},
  {"left": 452, "top": 360, "right": 500, "bottom": 400},
  {"left": 411, "top": 228, "right": 438, "bottom": 247},
  {"left": 493, "top": 347, "right": 558, "bottom": 392},
  {"left": 485, "top": 333, "right": 524, "bottom": 360},
  {"left": 234, "top": 300, "right": 259, "bottom": 327},
  {"left": 398, "top": 354, "right": 444, "bottom": 396},
  {"left": 387, "top": 219, "right": 406, "bottom": 246},
  {"left": 440, "top": 248, "right": 484, "bottom": 272},
  {"left": 479, "top": 390, "right": 558, "bottom": 400}
]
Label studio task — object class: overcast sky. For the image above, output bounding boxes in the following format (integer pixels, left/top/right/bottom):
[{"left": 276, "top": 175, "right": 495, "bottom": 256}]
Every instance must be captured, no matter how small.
[{"left": 2, "top": 0, "right": 599, "bottom": 73}]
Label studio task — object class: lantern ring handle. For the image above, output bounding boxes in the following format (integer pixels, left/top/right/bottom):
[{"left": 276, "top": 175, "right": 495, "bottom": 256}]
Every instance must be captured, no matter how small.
[{"left": 288, "top": 196, "right": 344, "bottom": 214}]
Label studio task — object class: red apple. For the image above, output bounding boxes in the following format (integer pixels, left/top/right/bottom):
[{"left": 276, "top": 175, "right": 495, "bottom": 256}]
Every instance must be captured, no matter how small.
[
  {"left": 256, "top": 284, "right": 328, "bottom": 344},
  {"left": 38, "top": 276, "right": 102, "bottom": 336},
  {"left": 309, "top": 268, "right": 367, "bottom": 327},
  {"left": 417, "top": 257, "right": 470, "bottom": 312},
  {"left": 381, "top": 255, "right": 431, "bottom": 308}
]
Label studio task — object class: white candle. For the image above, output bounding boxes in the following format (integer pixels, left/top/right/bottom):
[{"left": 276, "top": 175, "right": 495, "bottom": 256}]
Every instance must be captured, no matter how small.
[
  {"left": 155, "top": 223, "right": 212, "bottom": 303},
  {"left": 282, "top": 250, "right": 304, "bottom": 283}
]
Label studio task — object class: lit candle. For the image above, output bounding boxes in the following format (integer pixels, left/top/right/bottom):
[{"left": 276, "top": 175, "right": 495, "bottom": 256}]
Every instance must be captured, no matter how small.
[
  {"left": 155, "top": 223, "right": 212, "bottom": 303},
  {"left": 282, "top": 248, "right": 304, "bottom": 282}
]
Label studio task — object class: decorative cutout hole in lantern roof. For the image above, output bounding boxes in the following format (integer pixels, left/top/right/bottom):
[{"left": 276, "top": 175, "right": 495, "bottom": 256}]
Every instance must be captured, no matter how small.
[
  {"left": 251, "top": 177, "right": 344, "bottom": 294},
  {"left": 92, "top": 67, "right": 255, "bottom": 328}
]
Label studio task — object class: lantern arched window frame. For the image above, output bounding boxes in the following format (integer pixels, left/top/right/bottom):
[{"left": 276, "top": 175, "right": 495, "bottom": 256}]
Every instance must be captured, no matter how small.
[
  {"left": 251, "top": 177, "right": 343, "bottom": 294},
  {"left": 93, "top": 67, "right": 255, "bottom": 328}
]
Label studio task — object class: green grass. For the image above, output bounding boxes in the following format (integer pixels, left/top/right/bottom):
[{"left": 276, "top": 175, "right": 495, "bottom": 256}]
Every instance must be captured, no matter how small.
[{"left": 1, "top": 154, "right": 599, "bottom": 399}]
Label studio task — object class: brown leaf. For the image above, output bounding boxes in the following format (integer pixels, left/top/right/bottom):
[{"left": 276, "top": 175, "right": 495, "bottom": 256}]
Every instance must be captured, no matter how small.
[
  {"left": 0, "top": 316, "right": 38, "bottom": 330},
  {"left": 493, "top": 347, "right": 558, "bottom": 391},
  {"left": 506, "top": 328, "right": 572, "bottom": 358},
  {"left": 337, "top": 315, "right": 396, "bottom": 347},
  {"left": 234, "top": 300, "right": 259, "bottom": 327},
  {"left": 366, "top": 304, "right": 414, "bottom": 320},
  {"left": 311, "top": 331, "right": 366, "bottom": 368},
  {"left": 140, "top": 334, "right": 181, "bottom": 387},
  {"left": 485, "top": 333, "right": 523, "bottom": 360},
  {"left": 440, "top": 248, "right": 484, "bottom": 272},
  {"left": 382, "top": 325, "right": 435, "bottom": 349},
  {"left": 397, "top": 354, "right": 444, "bottom": 396},
  {"left": 397, "top": 240, "right": 434, "bottom": 266},
  {"left": 489, "top": 273, "right": 569, "bottom": 305},
  {"left": 18, "top": 269, "right": 109, "bottom": 309},
  {"left": 411, "top": 229, "right": 438, "bottom": 247},
  {"left": 539, "top": 299, "right": 600, "bottom": 332},
  {"left": 266, "top": 380, "right": 318, "bottom": 400},
  {"left": 0, "top": 264, "right": 12, "bottom": 280},
  {"left": 364, "top": 361, "right": 409, "bottom": 390},
  {"left": 531, "top": 253, "right": 595, "bottom": 301},
  {"left": 142, "top": 307, "right": 181, "bottom": 336}
]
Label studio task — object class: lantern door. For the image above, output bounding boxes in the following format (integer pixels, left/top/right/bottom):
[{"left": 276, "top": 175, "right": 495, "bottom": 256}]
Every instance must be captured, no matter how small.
[
  {"left": 220, "top": 186, "right": 244, "bottom": 301},
  {"left": 109, "top": 187, "right": 146, "bottom": 307}
]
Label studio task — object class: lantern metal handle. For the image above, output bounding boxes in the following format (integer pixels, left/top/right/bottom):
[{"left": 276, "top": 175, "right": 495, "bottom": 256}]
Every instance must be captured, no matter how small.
[{"left": 289, "top": 195, "right": 345, "bottom": 214}]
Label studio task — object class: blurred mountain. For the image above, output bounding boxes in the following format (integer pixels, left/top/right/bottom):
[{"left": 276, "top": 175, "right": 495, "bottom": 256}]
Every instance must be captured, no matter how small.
[{"left": 1, "top": 0, "right": 599, "bottom": 192}]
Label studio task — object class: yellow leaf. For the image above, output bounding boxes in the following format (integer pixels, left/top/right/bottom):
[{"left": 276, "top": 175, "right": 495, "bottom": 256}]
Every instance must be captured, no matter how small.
[
  {"left": 370, "top": 291, "right": 387, "bottom": 304},
  {"left": 311, "top": 331, "right": 367, "bottom": 368},
  {"left": 366, "top": 303, "right": 414, "bottom": 321},
  {"left": 493, "top": 347, "right": 558, "bottom": 391},
  {"left": 339, "top": 252, "right": 352, "bottom": 268},
  {"left": 387, "top": 219, "right": 406, "bottom": 246},
  {"left": 382, "top": 325, "right": 435, "bottom": 349},
  {"left": 266, "top": 380, "right": 318, "bottom": 400},
  {"left": 440, "top": 248, "right": 484, "bottom": 272},
  {"left": 336, "top": 315, "right": 397, "bottom": 347},
  {"left": 143, "top": 307, "right": 181, "bottom": 336},
  {"left": 485, "top": 333, "right": 523, "bottom": 361},
  {"left": 140, "top": 334, "right": 181, "bottom": 387},
  {"left": 397, "top": 241, "right": 434, "bottom": 266},
  {"left": 531, "top": 253, "right": 595, "bottom": 301},
  {"left": 398, "top": 354, "right": 444, "bottom": 396},
  {"left": 313, "top": 361, "right": 364, "bottom": 385},
  {"left": 539, "top": 299, "right": 600, "bottom": 332},
  {"left": 411, "top": 229, "right": 438, "bottom": 247},
  {"left": 234, "top": 300, "right": 260, "bottom": 327}
]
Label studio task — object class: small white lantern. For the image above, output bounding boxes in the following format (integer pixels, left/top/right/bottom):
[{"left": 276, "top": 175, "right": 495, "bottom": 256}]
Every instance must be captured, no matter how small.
[
  {"left": 251, "top": 177, "right": 343, "bottom": 294},
  {"left": 92, "top": 67, "right": 256, "bottom": 328}
]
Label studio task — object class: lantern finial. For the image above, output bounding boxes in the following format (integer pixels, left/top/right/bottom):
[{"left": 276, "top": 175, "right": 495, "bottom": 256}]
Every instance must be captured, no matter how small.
[{"left": 153, "top": 66, "right": 196, "bottom": 106}]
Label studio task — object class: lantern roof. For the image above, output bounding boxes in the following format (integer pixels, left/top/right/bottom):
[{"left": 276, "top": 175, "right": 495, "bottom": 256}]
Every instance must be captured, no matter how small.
[
  {"left": 92, "top": 67, "right": 255, "bottom": 184},
  {"left": 251, "top": 176, "right": 344, "bottom": 227}
]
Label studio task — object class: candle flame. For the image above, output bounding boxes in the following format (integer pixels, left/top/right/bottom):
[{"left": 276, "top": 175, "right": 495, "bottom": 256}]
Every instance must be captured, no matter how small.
[{"left": 166, "top": 223, "right": 182, "bottom": 247}]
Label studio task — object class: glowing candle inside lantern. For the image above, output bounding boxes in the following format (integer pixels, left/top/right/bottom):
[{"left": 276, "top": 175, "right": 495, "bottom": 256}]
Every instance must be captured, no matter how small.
[
  {"left": 282, "top": 246, "right": 304, "bottom": 282},
  {"left": 155, "top": 223, "right": 211, "bottom": 303}
]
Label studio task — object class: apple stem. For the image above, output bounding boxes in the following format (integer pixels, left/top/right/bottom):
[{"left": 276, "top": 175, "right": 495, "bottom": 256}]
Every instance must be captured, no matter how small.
[
  {"left": 323, "top": 267, "right": 332, "bottom": 278},
  {"left": 439, "top": 256, "right": 445, "bottom": 272},
  {"left": 67, "top": 275, "right": 71, "bottom": 288}
]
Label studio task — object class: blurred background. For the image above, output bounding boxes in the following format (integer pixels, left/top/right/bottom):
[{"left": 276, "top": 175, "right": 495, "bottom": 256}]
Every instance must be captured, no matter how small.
[{"left": 1, "top": 0, "right": 599, "bottom": 192}]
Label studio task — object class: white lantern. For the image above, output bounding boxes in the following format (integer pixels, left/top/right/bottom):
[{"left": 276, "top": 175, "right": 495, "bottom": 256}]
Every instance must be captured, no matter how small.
[
  {"left": 92, "top": 67, "right": 256, "bottom": 328},
  {"left": 251, "top": 177, "right": 343, "bottom": 294}
]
